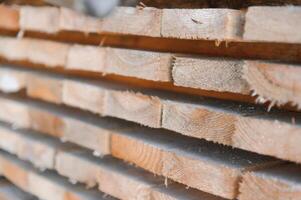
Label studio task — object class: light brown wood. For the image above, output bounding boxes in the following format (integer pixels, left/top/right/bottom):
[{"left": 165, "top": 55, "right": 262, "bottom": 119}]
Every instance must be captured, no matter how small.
[
  {"left": 0, "top": 178, "right": 36, "bottom": 200},
  {"left": 0, "top": 98, "right": 30, "bottom": 128},
  {"left": 62, "top": 80, "right": 105, "bottom": 114},
  {"left": 0, "top": 151, "right": 113, "bottom": 200},
  {"left": 101, "top": 7, "right": 161, "bottom": 37},
  {"left": 110, "top": 130, "right": 279, "bottom": 199},
  {"left": 239, "top": 164, "right": 301, "bottom": 200},
  {"left": 162, "top": 100, "right": 236, "bottom": 145},
  {"left": 172, "top": 56, "right": 249, "bottom": 94},
  {"left": 0, "top": 5, "right": 19, "bottom": 31},
  {"left": 55, "top": 148, "right": 225, "bottom": 200},
  {"left": 27, "top": 74, "right": 63, "bottom": 104},
  {"left": 104, "top": 90, "right": 162, "bottom": 128},
  {"left": 105, "top": 47, "right": 172, "bottom": 82},
  {"left": 161, "top": 9, "right": 243, "bottom": 40},
  {"left": 66, "top": 44, "right": 106, "bottom": 73},
  {"left": 243, "top": 61, "right": 301, "bottom": 109},
  {"left": 0, "top": 67, "right": 26, "bottom": 93},
  {"left": 244, "top": 6, "right": 301, "bottom": 43},
  {"left": 0, "top": 37, "right": 69, "bottom": 67}
]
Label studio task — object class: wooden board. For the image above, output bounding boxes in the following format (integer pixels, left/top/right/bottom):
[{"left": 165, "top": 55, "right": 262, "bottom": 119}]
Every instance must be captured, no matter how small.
[
  {"left": 161, "top": 9, "right": 243, "bottom": 40},
  {"left": 55, "top": 147, "right": 227, "bottom": 200},
  {"left": 0, "top": 178, "right": 36, "bottom": 200},
  {"left": 2, "top": 6, "right": 301, "bottom": 64},
  {"left": 244, "top": 6, "right": 301, "bottom": 43},
  {"left": 172, "top": 56, "right": 249, "bottom": 94},
  {"left": 243, "top": 61, "right": 301, "bottom": 109},
  {"left": 0, "top": 95, "right": 283, "bottom": 199},
  {"left": 0, "top": 150, "right": 115, "bottom": 200},
  {"left": 239, "top": 163, "right": 301, "bottom": 200},
  {"left": 0, "top": 68, "right": 301, "bottom": 164}
]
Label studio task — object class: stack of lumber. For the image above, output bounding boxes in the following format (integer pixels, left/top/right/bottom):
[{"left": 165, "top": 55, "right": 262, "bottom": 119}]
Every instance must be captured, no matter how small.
[{"left": 0, "top": 1, "right": 300, "bottom": 199}]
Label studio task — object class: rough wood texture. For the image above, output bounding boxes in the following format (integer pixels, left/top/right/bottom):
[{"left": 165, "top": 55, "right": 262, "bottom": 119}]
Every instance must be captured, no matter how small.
[
  {"left": 0, "top": 151, "right": 114, "bottom": 200},
  {"left": 162, "top": 99, "right": 301, "bottom": 163},
  {"left": 161, "top": 9, "right": 243, "bottom": 40},
  {"left": 243, "top": 61, "right": 301, "bottom": 109},
  {"left": 110, "top": 129, "right": 279, "bottom": 199},
  {"left": 0, "top": 67, "right": 26, "bottom": 93},
  {"left": 104, "top": 90, "right": 162, "bottom": 128},
  {"left": 239, "top": 164, "right": 301, "bottom": 200},
  {"left": 172, "top": 56, "right": 249, "bottom": 94},
  {"left": 0, "top": 178, "right": 36, "bottom": 200},
  {"left": 55, "top": 148, "right": 226, "bottom": 200},
  {"left": 105, "top": 47, "right": 172, "bottom": 82},
  {"left": 244, "top": 6, "right": 301, "bottom": 43}
]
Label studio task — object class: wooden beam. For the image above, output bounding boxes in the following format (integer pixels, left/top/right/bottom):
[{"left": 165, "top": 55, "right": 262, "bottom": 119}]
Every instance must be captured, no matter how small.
[
  {"left": 0, "top": 150, "right": 115, "bottom": 200},
  {"left": 172, "top": 56, "right": 249, "bottom": 94},
  {"left": 161, "top": 9, "right": 243, "bottom": 40},
  {"left": 243, "top": 61, "right": 301, "bottom": 109},
  {"left": 55, "top": 147, "right": 228, "bottom": 200},
  {"left": 0, "top": 94, "right": 283, "bottom": 199},
  {"left": 239, "top": 163, "right": 301, "bottom": 200},
  {"left": 244, "top": 6, "right": 301, "bottom": 43}
]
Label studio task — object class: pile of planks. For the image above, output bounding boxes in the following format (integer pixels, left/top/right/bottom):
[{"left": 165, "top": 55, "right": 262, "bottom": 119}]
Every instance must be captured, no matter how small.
[{"left": 0, "top": 1, "right": 300, "bottom": 199}]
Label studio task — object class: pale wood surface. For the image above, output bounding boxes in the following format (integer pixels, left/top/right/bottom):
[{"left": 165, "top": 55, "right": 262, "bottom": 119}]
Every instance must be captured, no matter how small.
[
  {"left": 244, "top": 6, "right": 301, "bottom": 43},
  {"left": 62, "top": 80, "right": 106, "bottom": 114},
  {"left": 66, "top": 44, "right": 106, "bottom": 73},
  {"left": 105, "top": 47, "right": 172, "bottom": 82},
  {"left": 0, "top": 6, "right": 19, "bottom": 31},
  {"left": 239, "top": 164, "right": 301, "bottom": 200},
  {"left": 243, "top": 61, "right": 301, "bottom": 109},
  {"left": 0, "top": 150, "right": 114, "bottom": 200},
  {"left": 55, "top": 148, "right": 225, "bottom": 200},
  {"left": 161, "top": 9, "right": 243, "bottom": 40},
  {"left": 27, "top": 74, "right": 63, "bottom": 104},
  {"left": 172, "top": 56, "right": 249, "bottom": 94},
  {"left": 104, "top": 90, "right": 162, "bottom": 128}
]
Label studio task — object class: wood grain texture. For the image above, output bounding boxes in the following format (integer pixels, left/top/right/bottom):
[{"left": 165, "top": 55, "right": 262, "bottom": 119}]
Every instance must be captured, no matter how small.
[
  {"left": 239, "top": 164, "right": 301, "bottom": 200},
  {"left": 172, "top": 56, "right": 249, "bottom": 94},
  {"left": 161, "top": 9, "right": 243, "bottom": 40},
  {"left": 243, "top": 61, "right": 301, "bottom": 109},
  {"left": 27, "top": 74, "right": 63, "bottom": 104},
  {"left": 0, "top": 151, "right": 114, "bottom": 200},
  {"left": 55, "top": 148, "right": 225, "bottom": 200},
  {"left": 111, "top": 130, "right": 279, "bottom": 199},
  {"left": 105, "top": 47, "right": 172, "bottom": 82},
  {"left": 244, "top": 6, "right": 301, "bottom": 43},
  {"left": 162, "top": 100, "right": 236, "bottom": 145},
  {"left": 104, "top": 90, "right": 162, "bottom": 128}
]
